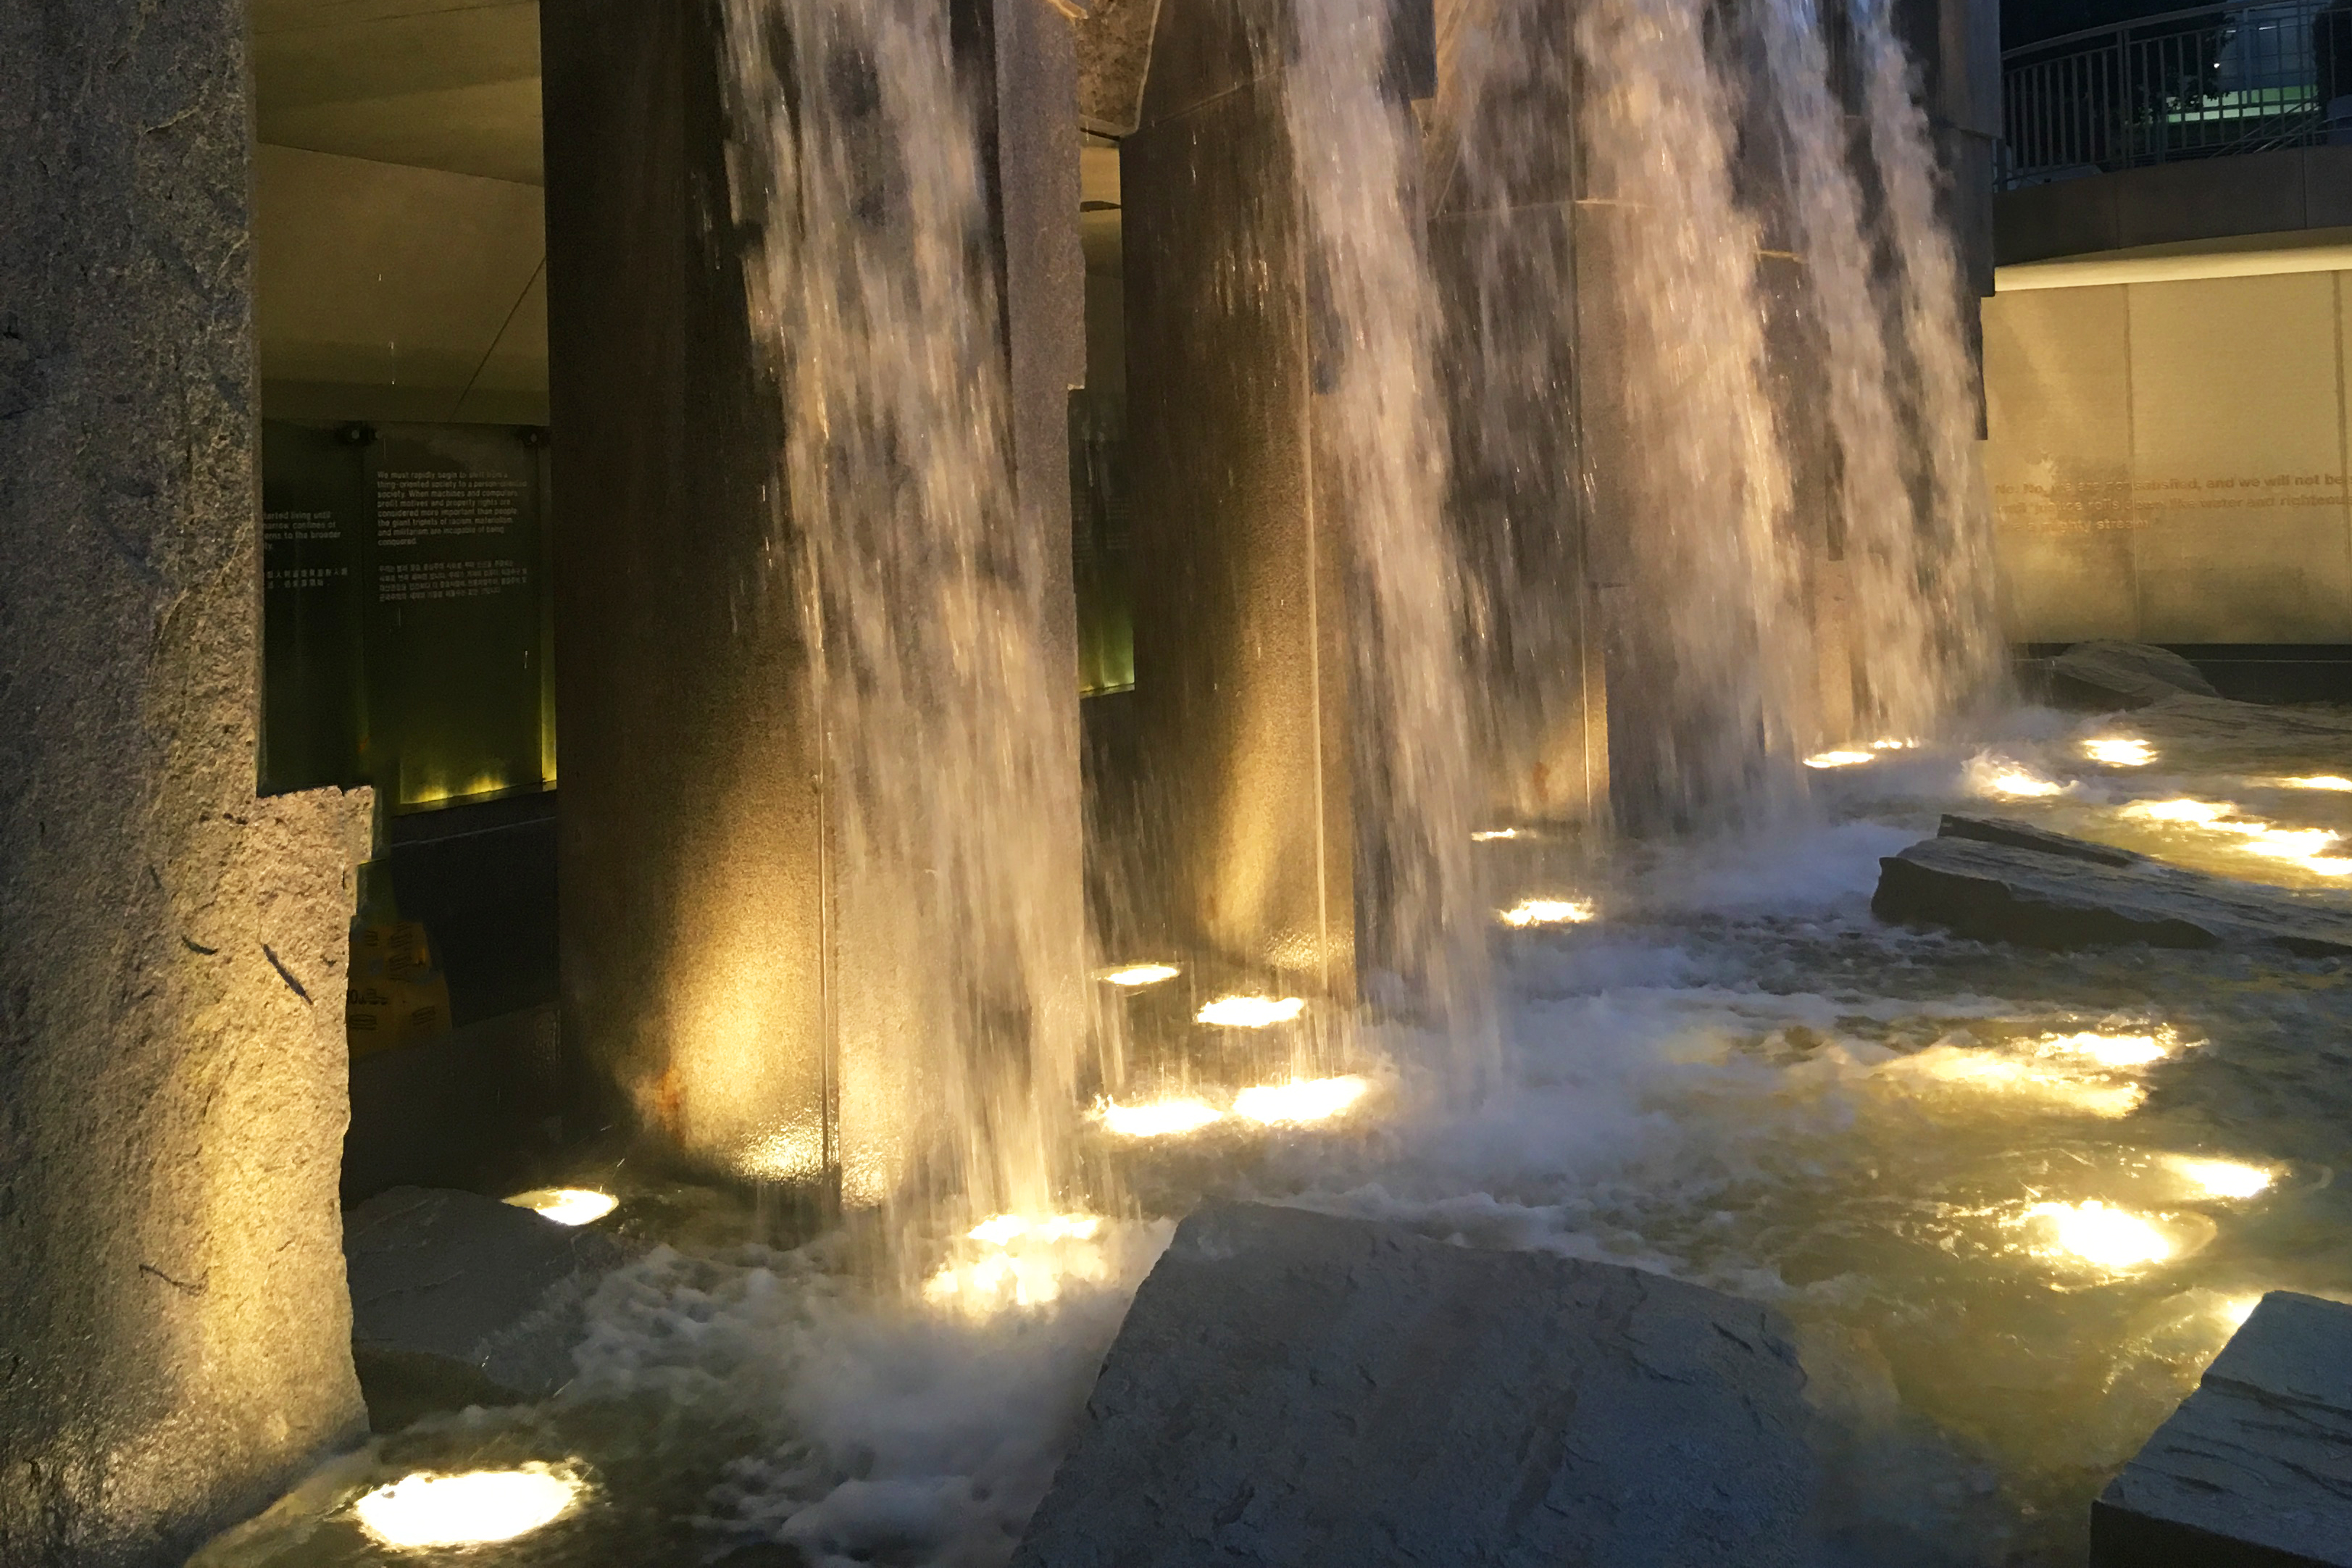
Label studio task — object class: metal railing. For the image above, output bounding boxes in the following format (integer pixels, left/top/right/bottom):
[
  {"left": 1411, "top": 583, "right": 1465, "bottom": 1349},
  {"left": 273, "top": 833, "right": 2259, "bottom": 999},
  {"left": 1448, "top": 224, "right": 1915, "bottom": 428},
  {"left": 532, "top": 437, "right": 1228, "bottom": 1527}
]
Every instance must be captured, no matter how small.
[{"left": 2001, "top": 0, "right": 2352, "bottom": 188}]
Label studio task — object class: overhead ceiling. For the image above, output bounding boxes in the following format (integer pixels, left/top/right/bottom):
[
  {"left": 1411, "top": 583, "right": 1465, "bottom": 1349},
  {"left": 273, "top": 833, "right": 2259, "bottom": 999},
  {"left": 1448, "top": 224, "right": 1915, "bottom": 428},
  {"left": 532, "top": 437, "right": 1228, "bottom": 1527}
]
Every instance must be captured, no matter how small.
[
  {"left": 250, "top": 1, "right": 548, "bottom": 420},
  {"left": 254, "top": 0, "right": 543, "bottom": 185}
]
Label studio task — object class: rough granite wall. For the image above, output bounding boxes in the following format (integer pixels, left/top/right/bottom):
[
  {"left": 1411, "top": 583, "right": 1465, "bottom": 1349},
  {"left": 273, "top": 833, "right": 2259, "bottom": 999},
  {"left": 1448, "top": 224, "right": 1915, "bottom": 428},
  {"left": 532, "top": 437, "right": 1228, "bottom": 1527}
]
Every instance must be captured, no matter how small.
[{"left": 0, "top": 3, "right": 374, "bottom": 1563}]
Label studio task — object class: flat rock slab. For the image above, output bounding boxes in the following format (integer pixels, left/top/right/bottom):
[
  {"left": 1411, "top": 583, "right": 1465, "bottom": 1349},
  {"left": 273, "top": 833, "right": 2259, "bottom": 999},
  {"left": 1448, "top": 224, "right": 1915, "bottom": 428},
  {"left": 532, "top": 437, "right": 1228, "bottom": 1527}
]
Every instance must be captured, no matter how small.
[
  {"left": 1874, "top": 817, "right": 2352, "bottom": 956},
  {"left": 343, "top": 1185, "right": 629, "bottom": 1427},
  {"left": 2052, "top": 640, "right": 2220, "bottom": 709},
  {"left": 1012, "top": 1202, "right": 1817, "bottom": 1568},
  {"left": 2093, "top": 1291, "right": 2352, "bottom": 1567}
]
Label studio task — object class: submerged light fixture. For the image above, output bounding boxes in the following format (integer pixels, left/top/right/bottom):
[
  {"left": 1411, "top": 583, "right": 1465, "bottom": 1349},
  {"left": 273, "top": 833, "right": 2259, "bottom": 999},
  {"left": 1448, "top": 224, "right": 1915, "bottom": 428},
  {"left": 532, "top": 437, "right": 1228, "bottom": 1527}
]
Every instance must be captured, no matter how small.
[
  {"left": 2166, "top": 1155, "right": 2276, "bottom": 1200},
  {"left": 1234, "top": 1075, "right": 1370, "bottom": 1125},
  {"left": 1098, "top": 1097, "right": 1224, "bottom": 1138},
  {"left": 1196, "top": 995, "right": 1306, "bottom": 1027},
  {"left": 1101, "top": 963, "right": 1181, "bottom": 988},
  {"left": 2282, "top": 775, "right": 2352, "bottom": 791},
  {"left": 2124, "top": 798, "right": 2352, "bottom": 875},
  {"left": 1499, "top": 897, "right": 1596, "bottom": 928},
  {"left": 2036, "top": 1030, "right": 2169, "bottom": 1069},
  {"left": 1803, "top": 749, "right": 1874, "bottom": 770},
  {"left": 2082, "top": 735, "right": 2156, "bottom": 767},
  {"left": 353, "top": 1466, "right": 583, "bottom": 1549},
  {"left": 2027, "top": 1200, "right": 2174, "bottom": 1271},
  {"left": 1980, "top": 764, "right": 2067, "bottom": 798},
  {"left": 503, "top": 1188, "right": 618, "bottom": 1227},
  {"left": 1470, "top": 827, "right": 1522, "bottom": 841}
]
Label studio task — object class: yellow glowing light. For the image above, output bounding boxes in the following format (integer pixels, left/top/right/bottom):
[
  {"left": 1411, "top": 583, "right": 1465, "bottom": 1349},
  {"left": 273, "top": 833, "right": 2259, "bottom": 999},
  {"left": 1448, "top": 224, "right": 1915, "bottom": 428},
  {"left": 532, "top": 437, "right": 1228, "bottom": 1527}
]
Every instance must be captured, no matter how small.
[
  {"left": 352, "top": 1467, "right": 581, "bottom": 1549},
  {"left": 2216, "top": 1293, "right": 2264, "bottom": 1329},
  {"left": 1869, "top": 738, "right": 1917, "bottom": 751},
  {"left": 967, "top": 1212, "right": 1102, "bottom": 1246},
  {"left": 1982, "top": 766, "right": 2065, "bottom": 798},
  {"left": 502, "top": 1188, "right": 618, "bottom": 1227},
  {"left": 1098, "top": 1097, "right": 1223, "bottom": 1138},
  {"left": 2128, "top": 797, "right": 2230, "bottom": 825},
  {"left": 2167, "top": 1156, "right": 2275, "bottom": 1200},
  {"left": 1885, "top": 1048, "right": 2147, "bottom": 1117},
  {"left": 2282, "top": 775, "right": 2352, "bottom": 791},
  {"left": 2122, "top": 800, "right": 2352, "bottom": 874},
  {"left": 1470, "top": 827, "right": 1522, "bottom": 841},
  {"left": 1196, "top": 995, "right": 1306, "bottom": 1027},
  {"left": 1101, "top": 963, "right": 1180, "bottom": 988},
  {"left": 2028, "top": 1201, "right": 2174, "bottom": 1270},
  {"left": 1233, "top": 1075, "right": 1371, "bottom": 1125},
  {"left": 2083, "top": 736, "right": 2156, "bottom": 767},
  {"left": 930, "top": 1213, "right": 1113, "bottom": 1314},
  {"left": 2038, "top": 1031, "right": 2168, "bottom": 1069},
  {"left": 1804, "top": 749, "right": 1874, "bottom": 769},
  {"left": 1499, "top": 897, "right": 1596, "bottom": 928}
]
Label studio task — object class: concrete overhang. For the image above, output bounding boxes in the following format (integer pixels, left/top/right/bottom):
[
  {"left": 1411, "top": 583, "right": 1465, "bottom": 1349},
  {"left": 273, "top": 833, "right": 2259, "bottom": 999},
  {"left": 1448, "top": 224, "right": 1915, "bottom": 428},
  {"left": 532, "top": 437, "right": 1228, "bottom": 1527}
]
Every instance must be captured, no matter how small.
[{"left": 1996, "top": 226, "right": 2352, "bottom": 292}]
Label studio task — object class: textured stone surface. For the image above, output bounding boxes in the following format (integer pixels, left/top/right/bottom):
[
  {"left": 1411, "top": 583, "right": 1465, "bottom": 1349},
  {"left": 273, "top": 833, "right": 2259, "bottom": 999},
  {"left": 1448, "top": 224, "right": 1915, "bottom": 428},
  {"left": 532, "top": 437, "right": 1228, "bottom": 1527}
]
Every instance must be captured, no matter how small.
[
  {"left": 1012, "top": 1202, "right": 1817, "bottom": 1568},
  {"left": 2052, "top": 640, "right": 2222, "bottom": 710},
  {"left": 0, "top": 3, "right": 373, "bottom": 1561},
  {"left": 1125, "top": 0, "right": 1358, "bottom": 991},
  {"left": 1874, "top": 820, "right": 2352, "bottom": 955},
  {"left": 2093, "top": 1291, "right": 2352, "bottom": 1567},
  {"left": 1075, "top": 0, "right": 1164, "bottom": 134},
  {"left": 344, "top": 1188, "right": 629, "bottom": 1425}
]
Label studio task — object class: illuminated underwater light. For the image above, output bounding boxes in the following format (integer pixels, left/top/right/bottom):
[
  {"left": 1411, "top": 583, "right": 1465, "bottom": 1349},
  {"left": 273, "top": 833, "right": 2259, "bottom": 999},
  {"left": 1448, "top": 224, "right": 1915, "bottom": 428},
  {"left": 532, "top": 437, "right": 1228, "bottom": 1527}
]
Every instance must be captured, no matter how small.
[
  {"left": 1196, "top": 995, "right": 1306, "bottom": 1027},
  {"left": 1869, "top": 738, "right": 1917, "bottom": 751},
  {"left": 2037, "top": 1031, "right": 2168, "bottom": 1069},
  {"left": 2028, "top": 1201, "right": 2174, "bottom": 1271},
  {"left": 1101, "top": 963, "right": 1181, "bottom": 988},
  {"left": 2216, "top": 1293, "right": 2264, "bottom": 1329},
  {"left": 502, "top": 1188, "right": 618, "bottom": 1227},
  {"left": 1233, "top": 1075, "right": 1370, "bottom": 1125},
  {"left": 1470, "top": 827, "right": 1522, "bottom": 841},
  {"left": 1883, "top": 1047, "right": 2146, "bottom": 1117},
  {"left": 2122, "top": 799, "right": 2352, "bottom": 874},
  {"left": 2282, "top": 775, "right": 2352, "bottom": 791},
  {"left": 353, "top": 1466, "right": 582, "bottom": 1549},
  {"left": 2127, "top": 798, "right": 2229, "bottom": 825},
  {"left": 2082, "top": 736, "right": 2155, "bottom": 767},
  {"left": 2166, "top": 1156, "right": 2275, "bottom": 1200},
  {"left": 1982, "top": 766, "right": 2065, "bottom": 798},
  {"left": 930, "top": 1213, "right": 1113, "bottom": 1314},
  {"left": 1098, "top": 1097, "right": 1223, "bottom": 1138},
  {"left": 1499, "top": 897, "right": 1596, "bottom": 928},
  {"left": 1804, "top": 749, "right": 1874, "bottom": 769}
]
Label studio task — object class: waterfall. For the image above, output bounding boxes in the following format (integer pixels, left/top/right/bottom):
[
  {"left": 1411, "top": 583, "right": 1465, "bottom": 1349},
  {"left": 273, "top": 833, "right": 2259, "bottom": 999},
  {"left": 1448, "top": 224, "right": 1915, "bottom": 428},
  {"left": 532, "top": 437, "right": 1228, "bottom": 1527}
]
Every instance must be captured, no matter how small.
[
  {"left": 720, "top": 0, "right": 1088, "bottom": 1244},
  {"left": 1850, "top": 0, "right": 2004, "bottom": 722},
  {"left": 1753, "top": 0, "right": 2000, "bottom": 742},
  {"left": 1572, "top": 0, "right": 1809, "bottom": 828},
  {"left": 1286, "top": 0, "right": 1496, "bottom": 1080},
  {"left": 1438, "top": 0, "right": 1996, "bottom": 830}
]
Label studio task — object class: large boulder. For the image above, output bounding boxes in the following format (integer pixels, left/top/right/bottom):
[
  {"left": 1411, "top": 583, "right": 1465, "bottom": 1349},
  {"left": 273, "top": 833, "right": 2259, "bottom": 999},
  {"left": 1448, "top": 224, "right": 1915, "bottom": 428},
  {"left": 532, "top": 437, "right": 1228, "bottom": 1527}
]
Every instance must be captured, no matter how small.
[
  {"left": 343, "top": 1186, "right": 629, "bottom": 1430},
  {"left": 1012, "top": 1202, "right": 1817, "bottom": 1568},
  {"left": 2051, "top": 640, "right": 2220, "bottom": 709},
  {"left": 2093, "top": 1291, "right": 2352, "bottom": 1567},
  {"left": 1874, "top": 817, "right": 2352, "bottom": 956}
]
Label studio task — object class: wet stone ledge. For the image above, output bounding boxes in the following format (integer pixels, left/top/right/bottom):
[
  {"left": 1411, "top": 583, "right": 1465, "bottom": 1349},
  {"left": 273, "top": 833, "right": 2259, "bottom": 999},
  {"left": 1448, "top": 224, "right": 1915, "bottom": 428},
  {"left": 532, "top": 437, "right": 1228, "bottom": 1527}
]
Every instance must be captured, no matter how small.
[
  {"left": 1012, "top": 1202, "right": 1817, "bottom": 1568},
  {"left": 2093, "top": 1291, "right": 2352, "bottom": 1568},
  {"left": 1874, "top": 816, "right": 2352, "bottom": 957}
]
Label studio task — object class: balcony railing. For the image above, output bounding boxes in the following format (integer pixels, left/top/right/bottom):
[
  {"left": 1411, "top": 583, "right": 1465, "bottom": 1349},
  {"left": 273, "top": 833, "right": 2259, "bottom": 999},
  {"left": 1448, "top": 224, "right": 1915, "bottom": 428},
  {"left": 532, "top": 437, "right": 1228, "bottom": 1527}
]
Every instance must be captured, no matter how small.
[{"left": 2001, "top": 0, "right": 2352, "bottom": 188}]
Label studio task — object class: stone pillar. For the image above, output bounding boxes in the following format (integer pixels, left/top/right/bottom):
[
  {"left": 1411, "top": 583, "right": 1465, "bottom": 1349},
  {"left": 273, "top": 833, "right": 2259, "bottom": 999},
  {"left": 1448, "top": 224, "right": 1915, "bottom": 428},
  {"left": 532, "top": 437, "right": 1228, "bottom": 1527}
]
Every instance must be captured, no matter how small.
[
  {"left": 0, "top": 4, "right": 374, "bottom": 1561},
  {"left": 1123, "top": 0, "right": 1359, "bottom": 995},
  {"left": 1427, "top": 0, "right": 1612, "bottom": 830},
  {"left": 543, "top": 0, "right": 831, "bottom": 1190},
  {"left": 543, "top": 0, "right": 1085, "bottom": 1198}
]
